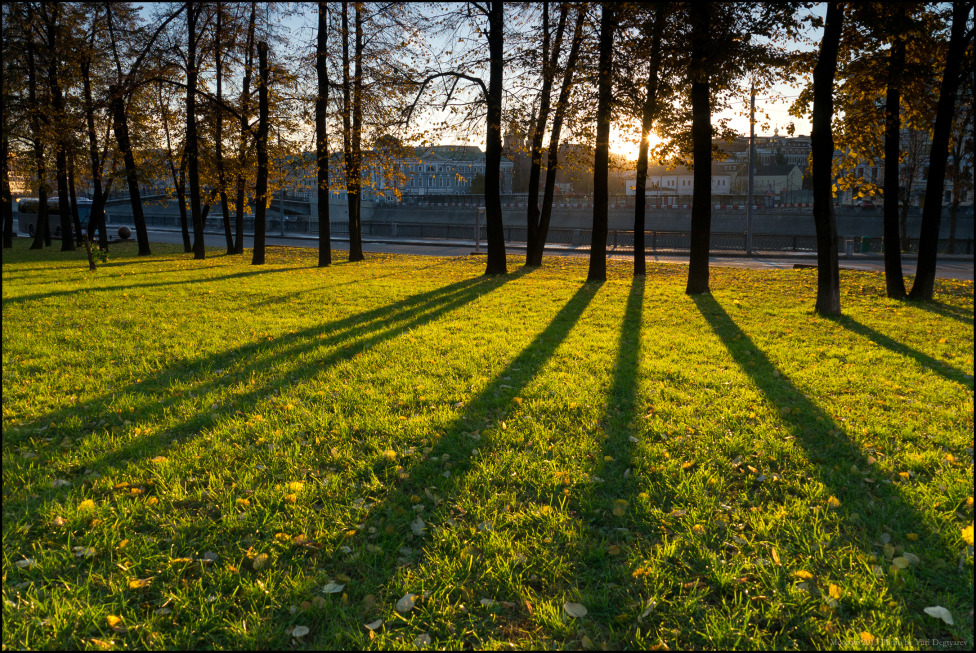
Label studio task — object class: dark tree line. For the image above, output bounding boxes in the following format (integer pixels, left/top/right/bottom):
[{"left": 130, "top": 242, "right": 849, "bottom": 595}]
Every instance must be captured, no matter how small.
[{"left": 2, "top": 1, "right": 970, "bottom": 310}]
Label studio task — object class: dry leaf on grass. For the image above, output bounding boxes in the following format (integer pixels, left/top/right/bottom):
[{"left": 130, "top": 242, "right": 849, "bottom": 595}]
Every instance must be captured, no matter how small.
[{"left": 564, "top": 602, "right": 588, "bottom": 618}]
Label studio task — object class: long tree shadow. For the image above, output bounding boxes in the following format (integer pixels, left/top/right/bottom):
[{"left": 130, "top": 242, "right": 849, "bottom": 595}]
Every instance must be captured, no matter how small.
[
  {"left": 554, "top": 276, "right": 649, "bottom": 625},
  {"left": 4, "top": 272, "right": 527, "bottom": 521},
  {"left": 281, "top": 282, "right": 601, "bottom": 647},
  {"left": 909, "top": 298, "right": 975, "bottom": 327},
  {"left": 2, "top": 266, "right": 311, "bottom": 306},
  {"left": 829, "top": 314, "right": 973, "bottom": 387},
  {"left": 692, "top": 294, "right": 961, "bottom": 637}
]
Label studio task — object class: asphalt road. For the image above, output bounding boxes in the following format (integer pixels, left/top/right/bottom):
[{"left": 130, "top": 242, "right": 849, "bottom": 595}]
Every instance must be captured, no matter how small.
[{"left": 144, "top": 228, "right": 975, "bottom": 282}]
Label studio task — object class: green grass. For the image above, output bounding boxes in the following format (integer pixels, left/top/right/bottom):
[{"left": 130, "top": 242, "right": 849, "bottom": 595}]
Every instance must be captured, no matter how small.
[{"left": 2, "top": 240, "right": 973, "bottom": 650}]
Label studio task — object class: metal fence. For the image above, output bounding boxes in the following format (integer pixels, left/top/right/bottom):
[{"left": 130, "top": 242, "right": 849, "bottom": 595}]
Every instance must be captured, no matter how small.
[{"left": 127, "top": 213, "right": 974, "bottom": 255}]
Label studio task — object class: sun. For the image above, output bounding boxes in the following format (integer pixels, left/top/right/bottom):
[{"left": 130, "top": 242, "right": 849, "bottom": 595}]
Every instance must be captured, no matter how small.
[{"left": 609, "top": 125, "right": 663, "bottom": 162}]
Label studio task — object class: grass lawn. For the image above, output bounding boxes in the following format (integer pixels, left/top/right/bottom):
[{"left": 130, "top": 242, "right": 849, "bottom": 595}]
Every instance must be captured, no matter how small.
[{"left": 2, "top": 240, "right": 973, "bottom": 650}]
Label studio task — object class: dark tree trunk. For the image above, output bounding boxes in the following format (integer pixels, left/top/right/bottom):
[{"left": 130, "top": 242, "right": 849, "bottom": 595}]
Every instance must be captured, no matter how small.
[
  {"left": 235, "top": 2, "right": 257, "bottom": 255},
  {"left": 186, "top": 3, "right": 205, "bottom": 259},
  {"left": 177, "top": 162, "right": 191, "bottom": 251},
  {"left": 67, "top": 154, "right": 84, "bottom": 246},
  {"left": 26, "top": 28, "right": 49, "bottom": 250},
  {"left": 532, "top": 6, "right": 587, "bottom": 266},
  {"left": 110, "top": 88, "right": 150, "bottom": 255},
  {"left": 633, "top": 2, "right": 666, "bottom": 277},
  {"left": 215, "top": 3, "right": 233, "bottom": 255},
  {"left": 82, "top": 58, "right": 107, "bottom": 249},
  {"left": 317, "top": 1, "right": 331, "bottom": 267},
  {"left": 45, "top": 5, "right": 74, "bottom": 251},
  {"left": 588, "top": 3, "right": 615, "bottom": 283},
  {"left": 69, "top": 154, "right": 96, "bottom": 270},
  {"left": 341, "top": 2, "right": 364, "bottom": 262},
  {"left": 882, "top": 29, "right": 906, "bottom": 298},
  {"left": 685, "top": 1, "right": 712, "bottom": 295},
  {"left": 252, "top": 41, "right": 269, "bottom": 265},
  {"left": 350, "top": 3, "right": 365, "bottom": 261},
  {"left": 910, "top": 2, "right": 970, "bottom": 300},
  {"left": 0, "top": 10, "right": 10, "bottom": 249},
  {"left": 811, "top": 2, "right": 844, "bottom": 315},
  {"left": 525, "top": 2, "right": 566, "bottom": 267},
  {"left": 1, "top": 132, "right": 11, "bottom": 249},
  {"left": 483, "top": 1, "right": 507, "bottom": 275}
]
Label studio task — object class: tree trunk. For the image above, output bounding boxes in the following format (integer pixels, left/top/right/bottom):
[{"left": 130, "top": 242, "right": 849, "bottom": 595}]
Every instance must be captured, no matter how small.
[
  {"left": 46, "top": 5, "right": 74, "bottom": 251},
  {"left": 811, "top": 2, "right": 844, "bottom": 315},
  {"left": 26, "top": 27, "right": 49, "bottom": 250},
  {"left": 1, "top": 131, "right": 11, "bottom": 248},
  {"left": 186, "top": 3, "right": 205, "bottom": 259},
  {"left": 67, "top": 154, "right": 84, "bottom": 246},
  {"left": 177, "top": 160, "right": 191, "bottom": 251},
  {"left": 215, "top": 3, "right": 233, "bottom": 255},
  {"left": 909, "top": 2, "right": 969, "bottom": 300},
  {"left": 525, "top": 2, "right": 566, "bottom": 267},
  {"left": 0, "top": 10, "right": 10, "bottom": 249},
  {"left": 350, "top": 3, "right": 365, "bottom": 261},
  {"left": 484, "top": 1, "right": 507, "bottom": 275},
  {"left": 633, "top": 2, "right": 666, "bottom": 277},
  {"left": 69, "top": 154, "right": 96, "bottom": 270},
  {"left": 532, "top": 6, "right": 587, "bottom": 266},
  {"left": 685, "top": 1, "right": 712, "bottom": 295},
  {"left": 111, "top": 88, "right": 150, "bottom": 255},
  {"left": 882, "top": 29, "right": 906, "bottom": 298},
  {"left": 317, "top": 1, "right": 331, "bottom": 267},
  {"left": 82, "top": 58, "right": 107, "bottom": 250},
  {"left": 235, "top": 2, "right": 257, "bottom": 255},
  {"left": 252, "top": 41, "right": 269, "bottom": 265},
  {"left": 588, "top": 3, "right": 615, "bottom": 283}
]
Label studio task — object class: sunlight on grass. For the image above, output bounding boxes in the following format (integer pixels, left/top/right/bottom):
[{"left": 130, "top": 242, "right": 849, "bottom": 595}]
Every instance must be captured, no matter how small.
[{"left": 2, "top": 241, "right": 973, "bottom": 649}]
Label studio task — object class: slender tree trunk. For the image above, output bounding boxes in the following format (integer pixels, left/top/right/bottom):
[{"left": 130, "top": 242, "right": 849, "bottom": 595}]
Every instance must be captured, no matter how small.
[
  {"left": 484, "top": 0, "right": 507, "bottom": 275},
  {"left": 252, "top": 41, "right": 270, "bottom": 265},
  {"left": 349, "top": 3, "right": 365, "bottom": 261},
  {"left": 235, "top": 2, "right": 257, "bottom": 255},
  {"left": 685, "top": 1, "right": 712, "bottom": 295},
  {"left": 811, "top": 2, "right": 844, "bottom": 315},
  {"left": 69, "top": 154, "right": 96, "bottom": 270},
  {"left": 177, "top": 159, "right": 191, "bottom": 251},
  {"left": 67, "top": 154, "right": 84, "bottom": 246},
  {"left": 1, "top": 132, "right": 11, "bottom": 248},
  {"left": 533, "top": 6, "right": 587, "bottom": 266},
  {"left": 883, "top": 30, "right": 906, "bottom": 298},
  {"left": 634, "top": 2, "right": 666, "bottom": 277},
  {"left": 317, "top": 1, "right": 331, "bottom": 267},
  {"left": 588, "top": 3, "right": 615, "bottom": 283},
  {"left": 82, "top": 58, "right": 107, "bottom": 250},
  {"left": 186, "top": 3, "right": 205, "bottom": 259},
  {"left": 111, "top": 88, "right": 150, "bottom": 255},
  {"left": 525, "top": 2, "right": 566, "bottom": 267},
  {"left": 26, "top": 29, "right": 49, "bottom": 250},
  {"left": 215, "top": 3, "right": 233, "bottom": 254},
  {"left": 909, "top": 2, "right": 969, "bottom": 300},
  {"left": 45, "top": 5, "right": 73, "bottom": 251},
  {"left": 0, "top": 10, "right": 10, "bottom": 249}
]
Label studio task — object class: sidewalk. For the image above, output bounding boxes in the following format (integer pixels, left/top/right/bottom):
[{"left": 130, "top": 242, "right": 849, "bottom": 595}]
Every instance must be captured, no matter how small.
[{"left": 143, "top": 227, "right": 975, "bottom": 281}]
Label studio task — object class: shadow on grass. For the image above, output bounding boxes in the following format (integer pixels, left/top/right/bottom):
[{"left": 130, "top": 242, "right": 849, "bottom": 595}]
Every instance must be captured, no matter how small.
[
  {"left": 289, "top": 282, "right": 600, "bottom": 647},
  {"left": 692, "top": 293, "right": 961, "bottom": 638},
  {"left": 829, "top": 314, "right": 973, "bottom": 388},
  {"left": 2, "top": 266, "right": 311, "bottom": 305},
  {"left": 4, "top": 272, "right": 528, "bottom": 523},
  {"left": 909, "top": 299, "right": 975, "bottom": 328}
]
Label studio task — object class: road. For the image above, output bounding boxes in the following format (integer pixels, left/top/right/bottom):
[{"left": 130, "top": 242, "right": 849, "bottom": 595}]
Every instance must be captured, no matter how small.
[{"left": 144, "top": 228, "right": 975, "bottom": 282}]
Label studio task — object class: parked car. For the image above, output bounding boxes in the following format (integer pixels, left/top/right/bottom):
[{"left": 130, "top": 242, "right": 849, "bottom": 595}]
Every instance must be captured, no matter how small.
[{"left": 855, "top": 200, "right": 876, "bottom": 210}]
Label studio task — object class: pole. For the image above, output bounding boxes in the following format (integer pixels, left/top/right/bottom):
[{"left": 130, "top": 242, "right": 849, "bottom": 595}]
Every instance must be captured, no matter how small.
[
  {"left": 278, "top": 131, "right": 285, "bottom": 236},
  {"left": 746, "top": 83, "right": 755, "bottom": 255}
]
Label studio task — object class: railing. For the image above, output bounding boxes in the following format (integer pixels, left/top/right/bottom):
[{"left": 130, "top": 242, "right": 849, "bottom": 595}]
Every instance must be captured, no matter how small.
[{"left": 121, "top": 213, "right": 974, "bottom": 255}]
